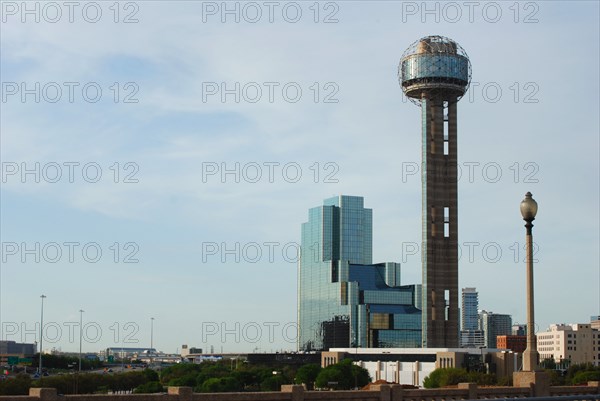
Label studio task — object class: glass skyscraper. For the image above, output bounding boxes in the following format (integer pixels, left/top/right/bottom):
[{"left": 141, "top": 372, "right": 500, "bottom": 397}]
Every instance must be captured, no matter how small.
[
  {"left": 462, "top": 287, "right": 479, "bottom": 331},
  {"left": 479, "top": 311, "right": 512, "bottom": 348},
  {"left": 298, "top": 195, "right": 422, "bottom": 351},
  {"left": 460, "top": 287, "right": 484, "bottom": 348}
]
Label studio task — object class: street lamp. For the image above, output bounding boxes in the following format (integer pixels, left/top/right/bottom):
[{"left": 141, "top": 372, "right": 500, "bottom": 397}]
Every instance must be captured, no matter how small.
[
  {"left": 150, "top": 317, "right": 155, "bottom": 366},
  {"left": 38, "top": 295, "right": 46, "bottom": 376},
  {"left": 79, "top": 310, "right": 84, "bottom": 372},
  {"left": 520, "top": 192, "right": 539, "bottom": 371}
]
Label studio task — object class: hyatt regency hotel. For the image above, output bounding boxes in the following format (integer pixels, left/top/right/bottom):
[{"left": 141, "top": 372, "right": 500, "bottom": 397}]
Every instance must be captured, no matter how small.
[{"left": 298, "top": 195, "right": 422, "bottom": 351}]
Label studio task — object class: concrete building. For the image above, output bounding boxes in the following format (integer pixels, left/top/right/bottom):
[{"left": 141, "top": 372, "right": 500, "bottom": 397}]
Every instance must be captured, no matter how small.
[
  {"left": 322, "top": 347, "right": 518, "bottom": 387},
  {"left": 538, "top": 323, "right": 599, "bottom": 366},
  {"left": 399, "top": 36, "right": 471, "bottom": 348},
  {"left": 298, "top": 195, "right": 422, "bottom": 351},
  {"left": 479, "top": 311, "right": 512, "bottom": 348}
]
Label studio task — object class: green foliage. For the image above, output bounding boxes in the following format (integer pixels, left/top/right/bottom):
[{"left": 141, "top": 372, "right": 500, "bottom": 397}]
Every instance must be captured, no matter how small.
[
  {"left": 314, "top": 359, "right": 370, "bottom": 390},
  {"left": 545, "top": 369, "right": 564, "bottom": 386},
  {"left": 540, "top": 358, "right": 557, "bottom": 370},
  {"left": 423, "top": 368, "right": 497, "bottom": 388},
  {"left": 565, "top": 363, "right": 600, "bottom": 385},
  {"left": 168, "top": 373, "right": 197, "bottom": 387},
  {"left": 423, "top": 368, "right": 444, "bottom": 388},
  {"left": 0, "top": 373, "right": 32, "bottom": 395},
  {"left": 195, "top": 362, "right": 231, "bottom": 386},
  {"left": 134, "top": 381, "right": 164, "bottom": 393},
  {"left": 26, "top": 371, "right": 149, "bottom": 395},
  {"left": 260, "top": 374, "right": 288, "bottom": 391},
  {"left": 198, "top": 376, "right": 242, "bottom": 392},
  {"left": 571, "top": 370, "right": 600, "bottom": 385},
  {"left": 159, "top": 363, "right": 202, "bottom": 385},
  {"left": 143, "top": 368, "right": 159, "bottom": 382},
  {"left": 295, "top": 363, "right": 321, "bottom": 389}
]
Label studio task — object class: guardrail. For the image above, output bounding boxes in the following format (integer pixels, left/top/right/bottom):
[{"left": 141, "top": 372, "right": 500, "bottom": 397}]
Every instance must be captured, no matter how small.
[{"left": 3, "top": 381, "right": 599, "bottom": 401}]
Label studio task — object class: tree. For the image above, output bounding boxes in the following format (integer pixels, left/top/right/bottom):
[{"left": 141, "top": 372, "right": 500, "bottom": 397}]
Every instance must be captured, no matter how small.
[
  {"left": 295, "top": 364, "right": 321, "bottom": 390},
  {"left": 540, "top": 358, "right": 557, "bottom": 370},
  {"left": 422, "top": 368, "right": 499, "bottom": 388},
  {"left": 134, "top": 381, "right": 164, "bottom": 393},
  {"left": 566, "top": 363, "right": 600, "bottom": 385},
  {"left": 315, "top": 359, "right": 370, "bottom": 390},
  {"left": 198, "top": 377, "right": 242, "bottom": 393},
  {"left": 260, "top": 375, "right": 288, "bottom": 391},
  {"left": 315, "top": 366, "right": 345, "bottom": 389},
  {"left": 0, "top": 373, "right": 32, "bottom": 395},
  {"left": 571, "top": 370, "right": 600, "bottom": 385}
]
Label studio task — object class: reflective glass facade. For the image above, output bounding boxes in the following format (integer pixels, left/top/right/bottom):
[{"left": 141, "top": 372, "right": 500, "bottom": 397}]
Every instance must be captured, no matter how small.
[
  {"left": 299, "top": 195, "right": 422, "bottom": 351},
  {"left": 461, "top": 288, "right": 479, "bottom": 331},
  {"left": 401, "top": 54, "right": 469, "bottom": 84}
]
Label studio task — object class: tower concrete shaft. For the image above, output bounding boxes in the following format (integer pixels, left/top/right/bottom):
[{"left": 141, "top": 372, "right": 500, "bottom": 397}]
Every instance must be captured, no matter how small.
[
  {"left": 400, "top": 35, "right": 470, "bottom": 348},
  {"left": 421, "top": 98, "right": 459, "bottom": 348}
]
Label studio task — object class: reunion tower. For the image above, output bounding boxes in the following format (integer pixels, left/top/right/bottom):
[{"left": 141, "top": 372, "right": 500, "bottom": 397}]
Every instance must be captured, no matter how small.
[{"left": 399, "top": 36, "right": 471, "bottom": 348}]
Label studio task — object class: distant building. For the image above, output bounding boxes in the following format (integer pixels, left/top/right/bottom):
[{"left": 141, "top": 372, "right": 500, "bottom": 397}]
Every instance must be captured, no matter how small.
[
  {"left": 512, "top": 324, "right": 527, "bottom": 336},
  {"left": 497, "top": 335, "right": 527, "bottom": 353},
  {"left": 460, "top": 330, "right": 484, "bottom": 348},
  {"left": 101, "top": 347, "right": 156, "bottom": 360},
  {"left": 479, "top": 311, "right": 512, "bottom": 348},
  {"left": 181, "top": 345, "right": 203, "bottom": 357},
  {"left": 460, "top": 288, "right": 484, "bottom": 348},
  {"left": 0, "top": 341, "right": 37, "bottom": 364},
  {"left": 591, "top": 316, "right": 600, "bottom": 330},
  {"left": 538, "top": 323, "right": 599, "bottom": 366},
  {"left": 462, "top": 288, "right": 479, "bottom": 330},
  {"left": 322, "top": 347, "right": 518, "bottom": 387},
  {"left": 298, "top": 195, "right": 422, "bottom": 351}
]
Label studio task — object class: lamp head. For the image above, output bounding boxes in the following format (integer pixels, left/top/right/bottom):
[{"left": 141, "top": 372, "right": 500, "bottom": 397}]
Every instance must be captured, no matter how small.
[{"left": 520, "top": 192, "right": 538, "bottom": 221}]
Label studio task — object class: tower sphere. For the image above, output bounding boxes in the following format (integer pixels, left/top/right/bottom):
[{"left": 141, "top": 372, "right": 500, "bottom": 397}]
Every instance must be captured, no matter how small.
[{"left": 399, "top": 35, "right": 472, "bottom": 106}]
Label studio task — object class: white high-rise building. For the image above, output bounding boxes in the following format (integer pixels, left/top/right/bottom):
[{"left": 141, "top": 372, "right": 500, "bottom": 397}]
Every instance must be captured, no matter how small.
[{"left": 538, "top": 323, "right": 599, "bottom": 366}]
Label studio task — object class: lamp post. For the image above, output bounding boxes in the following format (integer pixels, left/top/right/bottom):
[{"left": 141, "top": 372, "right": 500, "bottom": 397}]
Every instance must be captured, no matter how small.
[
  {"left": 520, "top": 192, "right": 539, "bottom": 371},
  {"left": 79, "top": 309, "right": 84, "bottom": 372},
  {"left": 150, "top": 317, "right": 155, "bottom": 366},
  {"left": 39, "top": 295, "right": 46, "bottom": 376},
  {"left": 150, "top": 317, "right": 154, "bottom": 350}
]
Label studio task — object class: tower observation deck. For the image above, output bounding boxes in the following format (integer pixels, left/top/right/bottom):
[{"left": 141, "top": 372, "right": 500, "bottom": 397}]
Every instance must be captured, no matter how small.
[{"left": 399, "top": 36, "right": 471, "bottom": 348}]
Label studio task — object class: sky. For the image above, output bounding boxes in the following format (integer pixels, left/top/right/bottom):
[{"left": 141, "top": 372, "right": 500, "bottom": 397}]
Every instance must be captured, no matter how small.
[{"left": 1, "top": 1, "right": 598, "bottom": 355}]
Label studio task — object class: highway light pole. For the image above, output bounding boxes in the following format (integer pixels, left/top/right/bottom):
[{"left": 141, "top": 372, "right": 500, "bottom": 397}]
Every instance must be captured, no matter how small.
[
  {"left": 150, "top": 317, "right": 155, "bottom": 366},
  {"left": 38, "top": 295, "right": 46, "bottom": 376},
  {"left": 79, "top": 309, "right": 84, "bottom": 372}
]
